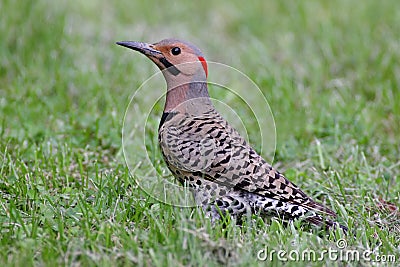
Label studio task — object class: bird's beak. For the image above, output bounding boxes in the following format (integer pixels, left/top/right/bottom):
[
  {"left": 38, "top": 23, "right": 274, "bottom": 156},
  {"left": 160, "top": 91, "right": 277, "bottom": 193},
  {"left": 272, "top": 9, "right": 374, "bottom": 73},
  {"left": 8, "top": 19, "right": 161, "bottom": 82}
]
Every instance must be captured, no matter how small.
[
  {"left": 117, "top": 40, "right": 181, "bottom": 76},
  {"left": 116, "top": 41, "right": 163, "bottom": 58}
]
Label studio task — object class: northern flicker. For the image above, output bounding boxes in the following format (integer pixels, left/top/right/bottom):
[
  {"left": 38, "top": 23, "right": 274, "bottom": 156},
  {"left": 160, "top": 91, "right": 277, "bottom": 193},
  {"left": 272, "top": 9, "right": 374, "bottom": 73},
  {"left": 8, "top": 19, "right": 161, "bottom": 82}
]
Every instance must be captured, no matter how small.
[{"left": 117, "top": 39, "right": 347, "bottom": 231}]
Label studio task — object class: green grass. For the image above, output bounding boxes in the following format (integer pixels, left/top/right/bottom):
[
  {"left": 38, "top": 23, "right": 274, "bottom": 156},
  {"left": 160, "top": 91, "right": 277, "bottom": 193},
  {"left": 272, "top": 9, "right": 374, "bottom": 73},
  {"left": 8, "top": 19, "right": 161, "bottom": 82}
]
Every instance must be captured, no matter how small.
[{"left": 1, "top": 0, "right": 399, "bottom": 266}]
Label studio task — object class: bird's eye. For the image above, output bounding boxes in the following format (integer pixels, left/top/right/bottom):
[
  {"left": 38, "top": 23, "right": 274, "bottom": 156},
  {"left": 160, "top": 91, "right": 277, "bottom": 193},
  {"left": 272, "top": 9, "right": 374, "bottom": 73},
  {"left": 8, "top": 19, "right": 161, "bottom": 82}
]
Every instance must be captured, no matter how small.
[{"left": 171, "top": 47, "right": 181, "bottom": 55}]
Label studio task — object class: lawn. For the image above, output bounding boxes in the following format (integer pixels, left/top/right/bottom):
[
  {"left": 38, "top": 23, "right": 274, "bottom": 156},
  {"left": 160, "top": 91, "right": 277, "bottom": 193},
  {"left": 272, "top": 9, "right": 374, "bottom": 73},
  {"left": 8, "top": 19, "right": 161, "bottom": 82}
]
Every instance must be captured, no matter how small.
[{"left": 1, "top": 0, "right": 399, "bottom": 266}]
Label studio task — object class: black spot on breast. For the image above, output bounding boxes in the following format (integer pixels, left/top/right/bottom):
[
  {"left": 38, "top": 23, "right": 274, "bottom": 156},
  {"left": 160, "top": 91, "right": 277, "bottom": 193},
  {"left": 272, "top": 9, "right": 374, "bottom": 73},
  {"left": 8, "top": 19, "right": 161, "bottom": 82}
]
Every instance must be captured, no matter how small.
[{"left": 216, "top": 200, "right": 224, "bottom": 207}]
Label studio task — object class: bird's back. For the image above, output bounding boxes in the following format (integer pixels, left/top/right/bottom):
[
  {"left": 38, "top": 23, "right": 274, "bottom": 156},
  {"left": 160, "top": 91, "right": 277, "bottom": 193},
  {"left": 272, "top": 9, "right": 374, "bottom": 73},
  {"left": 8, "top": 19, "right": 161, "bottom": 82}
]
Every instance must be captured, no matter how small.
[{"left": 158, "top": 108, "right": 338, "bottom": 225}]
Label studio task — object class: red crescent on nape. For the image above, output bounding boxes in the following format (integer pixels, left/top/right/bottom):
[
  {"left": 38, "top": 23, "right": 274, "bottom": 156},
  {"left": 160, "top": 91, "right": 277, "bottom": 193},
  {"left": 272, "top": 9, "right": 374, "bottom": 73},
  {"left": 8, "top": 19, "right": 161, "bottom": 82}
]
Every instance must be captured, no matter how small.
[{"left": 198, "top": 56, "right": 208, "bottom": 77}]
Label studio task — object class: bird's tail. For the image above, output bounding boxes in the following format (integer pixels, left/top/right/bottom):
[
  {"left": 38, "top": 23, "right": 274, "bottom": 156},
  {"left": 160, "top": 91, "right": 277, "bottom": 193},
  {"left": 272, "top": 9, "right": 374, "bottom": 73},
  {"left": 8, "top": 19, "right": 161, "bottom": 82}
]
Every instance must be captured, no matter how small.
[
  {"left": 303, "top": 200, "right": 337, "bottom": 217},
  {"left": 306, "top": 215, "right": 348, "bottom": 233}
]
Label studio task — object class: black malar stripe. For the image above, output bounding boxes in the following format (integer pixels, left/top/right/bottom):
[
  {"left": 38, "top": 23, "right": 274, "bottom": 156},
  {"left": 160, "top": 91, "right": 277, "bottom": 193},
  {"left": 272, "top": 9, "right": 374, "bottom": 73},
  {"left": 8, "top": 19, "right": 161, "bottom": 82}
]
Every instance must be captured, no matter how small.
[{"left": 159, "top": 58, "right": 181, "bottom": 76}]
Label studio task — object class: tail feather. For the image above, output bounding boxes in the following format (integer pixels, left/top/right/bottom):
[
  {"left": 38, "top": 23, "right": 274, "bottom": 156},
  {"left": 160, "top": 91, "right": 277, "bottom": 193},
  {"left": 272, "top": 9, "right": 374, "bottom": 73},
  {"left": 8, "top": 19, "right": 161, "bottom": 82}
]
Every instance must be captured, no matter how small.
[
  {"left": 306, "top": 215, "right": 348, "bottom": 233},
  {"left": 303, "top": 200, "right": 337, "bottom": 217}
]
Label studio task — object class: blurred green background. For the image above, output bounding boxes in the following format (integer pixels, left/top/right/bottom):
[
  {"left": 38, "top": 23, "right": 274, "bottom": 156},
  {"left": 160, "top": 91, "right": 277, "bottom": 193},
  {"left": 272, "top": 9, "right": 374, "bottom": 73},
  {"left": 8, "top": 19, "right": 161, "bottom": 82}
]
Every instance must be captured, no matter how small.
[{"left": 1, "top": 0, "right": 399, "bottom": 266}]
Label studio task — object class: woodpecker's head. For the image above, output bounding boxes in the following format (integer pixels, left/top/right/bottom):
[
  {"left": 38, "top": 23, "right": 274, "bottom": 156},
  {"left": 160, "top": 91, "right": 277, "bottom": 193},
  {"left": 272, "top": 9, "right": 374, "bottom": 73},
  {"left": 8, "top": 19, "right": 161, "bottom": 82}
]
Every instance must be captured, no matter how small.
[{"left": 117, "top": 39, "right": 208, "bottom": 86}]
